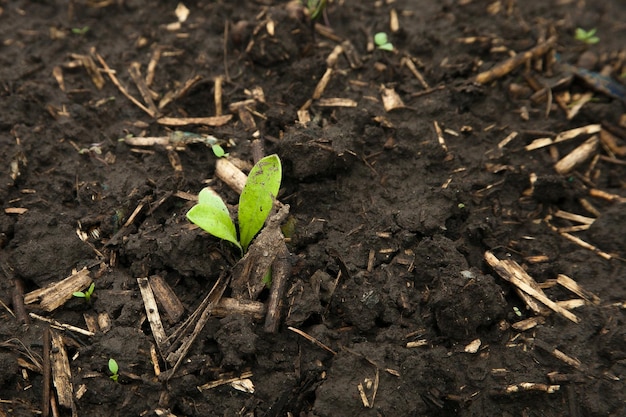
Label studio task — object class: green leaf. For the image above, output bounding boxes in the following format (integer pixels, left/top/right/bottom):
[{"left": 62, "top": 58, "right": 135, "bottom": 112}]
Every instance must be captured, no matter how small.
[
  {"left": 212, "top": 144, "right": 227, "bottom": 158},
  {"left": 108, "top": 358, "right": 118, "bottom": 374},
  {"left": 374, "top": 32, "right": 388, "bottom": 46},
  {"left": 85, "top": 282, "right": 95, "bottom": 296},
  {"left": 238, "top": 154, "right": 282, "bottom": 252},
  {"left": 378, "top": 43, "right": 394, "bottom": 51},
  {"left": 73, "top": 291, "right": 86, "bottom": 298},
  {"left": 187, "top": 188, "right": 241, "bottom": 252}
]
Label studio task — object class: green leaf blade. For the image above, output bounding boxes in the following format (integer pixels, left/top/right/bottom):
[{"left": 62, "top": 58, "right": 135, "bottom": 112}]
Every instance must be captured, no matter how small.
[
  {"left": 187, "top": 188, "right": 241, "bottom": 251},
  {"left": 238, "top": 154, "right": 282, "bottom": 252},
  {"left": 108, "top": 358, "right": 118, "bottom": 374}
]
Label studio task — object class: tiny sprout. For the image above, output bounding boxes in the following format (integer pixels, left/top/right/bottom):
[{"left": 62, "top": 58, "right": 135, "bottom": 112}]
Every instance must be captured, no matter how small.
[
  {"left": 73, "top": 282, "right": 95, "bottom": 303},
  {"left": 458, "top": 203, "right": 466, "bottom": 209},
  {"left": 305, "top": 0, "right": 327, "bottom": 21},
  {"left": 574, "top": 27, "right": 599, "bottom": 45},
  {"left": 374, "top": 32, "right": 394, "bottom": 51},
  {"left": 211, "top": 144, "right": 228, "bottom": 158},
  {"left": 71, "top": 26, "right": 90, "bottom": 35},
  {"left": 108, "top": 358, "right": 119, "bottom": 382}
]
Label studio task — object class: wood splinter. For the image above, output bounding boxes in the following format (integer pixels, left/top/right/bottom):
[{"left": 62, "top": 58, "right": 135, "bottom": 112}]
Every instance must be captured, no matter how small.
[
  {"left": 50, "top": 331, "right": 75, "bottom": 411},
  {"left": 485, "top": 251, "right": 579, "bottom": 323},
  {"left": 476, "top": 36, "right": 557, "bottom": 84}
]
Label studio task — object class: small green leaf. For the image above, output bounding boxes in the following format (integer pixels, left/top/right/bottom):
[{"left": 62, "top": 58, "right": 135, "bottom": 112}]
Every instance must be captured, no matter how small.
[
  {"left": 73, "top": 291, "right": 86, "bottom": 298},
  {"left": 238, "top": 154, "right": 282, "bottom": 252},
  {"left": 187, "top": 188, "right": 241, "bottom": 252},
  {"left": 212, "top": 144, "right": 227, "bottom": 158},
  {"left": 108, "top": 358, "right": 118, "bottom": 374},
  {"left": 86, "top": 282, "right": 95, "bottom": 296},
  {"left": 378, "top": 43, "right": 394, "bottom": 51},
  {"left": 374, "top": 32, "right": 388, "bottom": 46}
]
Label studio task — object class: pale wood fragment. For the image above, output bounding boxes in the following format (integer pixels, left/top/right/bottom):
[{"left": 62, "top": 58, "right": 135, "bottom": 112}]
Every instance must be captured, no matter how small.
[
  {"left": 381, "top": 86, "right": 404, "bottom": 112},
  {"left": 128, "top": 62, "right": 158, "bottom": 116},
  {"left": 137, "top": 277, "right": 169, "bottom": 353},
  {"left": 525, "top": 124, "right": 601, "bottom": 150},
  {"left": 30, "top": 313, "right": 94, "bottom": 337},
  {"left": 556, "top": 274, "right": 600, "bottom": 304},
  {"left": 484, "top": 251, "right": 579, "bottom": 323},
  {"left": 312, "top": 68, "right": 333, "bottom": 100},
  {"left": 157, "top": 115, "right": 233, "bottom": 127},
  {"left": 475, "top": 36, "right": 556, "bottom": 84},
  {"left": 149, "top": 275, "right": 185, "bottom": 323},
  {"left": 213, "top": 298, "right": 265, "bottom": 320},
  {"left": 158, "top": 74, "right": 203, "bottom": 110},
  {"left": 215, "top": 158, "right": 248, "bottom": 194},
  {"left": 316, "top": 98, "right": 358, "bottom": 107},
  {"left": 50, "top": 331, "right": 74, "bottom": 409},
  {"left": 197, "top": 371, "right": 253, "bottom": 392},
  {"left": 24, "top": 268, "right": 91, "bottom": 312},
  {"left": 214, "top": 75, "right": 223, "bottom": 116},
  {"left": 554, "top": 135, "right": 599, "bottom": 174}
]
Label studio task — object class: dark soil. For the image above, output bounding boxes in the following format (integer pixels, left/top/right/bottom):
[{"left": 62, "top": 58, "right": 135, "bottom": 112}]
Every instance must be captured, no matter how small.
[{"left": 1, "top": 1, "right": 625, "bottom": 416}]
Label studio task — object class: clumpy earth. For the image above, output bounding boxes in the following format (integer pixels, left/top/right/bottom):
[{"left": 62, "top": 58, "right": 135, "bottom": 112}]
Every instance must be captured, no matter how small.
[{"left": 1, "top": 1, "right": 625, "bottom": 416}]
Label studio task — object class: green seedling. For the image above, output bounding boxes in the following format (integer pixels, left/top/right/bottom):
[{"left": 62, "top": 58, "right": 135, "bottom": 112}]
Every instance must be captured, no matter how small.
[
  {"left": 575, "top": 27, "right": 599, "bottom": 44},
  {"left": 211, "top": 144, "right": 228, "bottom": 158},
  {"left": 305, "top": 0, "right": 327, "bottom": 20},
  {"left": 71, "top": 26, "right": 90, "bottom": 35},
  {"left": 374, "top": 32, "right": 394, "bottom": 51},
  {"left": 186, "top": 154, "right": 282, "bottom": 254},
  {"left": 73, "top": 282, "right": 95, "bottom": 303},
  {"left": 108, "top": 358, "right": 119, "bottom": 382}
]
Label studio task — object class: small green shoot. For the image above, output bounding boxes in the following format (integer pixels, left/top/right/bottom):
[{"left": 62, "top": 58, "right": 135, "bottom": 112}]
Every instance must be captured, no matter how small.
[
  {"left": 71, "top": 26, "right": 90, "bottom": 36},
  {"left": 73, "top": 282, "right": 95, "bottom": 303},
  {"left": 574, "top": 27, "right": 599, "bottom": 44},
  {"left": 108, "top": 358, "right": 119, "bottom": 382},
  {"left": 211, "top": 144, "right": 228, "bottom": 158},
  {"left": 187, "top": 154, "right": 282, "bottom": 254},
  {"left": 305, "top": 0, "right": 327, "bottom": 20},
  {"left": 374, "top": 32, "right": 394, "bottom": 51}
]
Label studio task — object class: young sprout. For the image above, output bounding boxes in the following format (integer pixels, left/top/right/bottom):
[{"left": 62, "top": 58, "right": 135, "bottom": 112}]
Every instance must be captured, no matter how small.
[
  {"left": 374, "top": 32, "right": 394, "bottom": 51},
  {"left": 211, "top": 144, "right": 228, "bottom": 158},
  {"left": 305, "top": 0, "right": 327, "bottom": 21},
  {"left": 71, "top": 26, "right": 90, "bottom": 36},
  {"left": 574, "top": 28, "right": 599, "bottom": 45},
  {"left": 186, "top": 154, "right": 282, "bottom": 254},
  {"left": 108, "top": 358, "right": 119, "bottom": 382},
  {"left": 73, "top": 282, "right": 95, "bottom": 303}
]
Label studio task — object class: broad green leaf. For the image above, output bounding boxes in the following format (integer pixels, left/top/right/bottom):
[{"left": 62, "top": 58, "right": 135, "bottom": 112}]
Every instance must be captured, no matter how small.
[
  {"left": 108, "top": 358, "right": 118, "bottom": 374},
  {"left": 374, "top": 32, "right": 388, "bottom": 46},
  {"left": 187, "top": 188, "right": 241, "bottom": 252},
  {"left": 238, "top": 154, "right": 282, "bottom": 252}
]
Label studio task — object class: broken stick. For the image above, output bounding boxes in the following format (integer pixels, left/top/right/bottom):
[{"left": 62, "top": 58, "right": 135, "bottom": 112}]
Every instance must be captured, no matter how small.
[{"left": 476, "top": 36, "right": 557, "bottom": 84}]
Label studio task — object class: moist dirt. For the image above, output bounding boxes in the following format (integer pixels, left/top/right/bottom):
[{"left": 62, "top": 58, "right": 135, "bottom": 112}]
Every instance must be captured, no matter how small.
[{"left": 1, "top": 1, "right": 625, "bottom": 416}]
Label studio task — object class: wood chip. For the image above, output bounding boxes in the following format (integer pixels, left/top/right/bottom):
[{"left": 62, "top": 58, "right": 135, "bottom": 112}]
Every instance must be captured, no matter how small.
[
  {"left": 316, "top": 98, "right": 358, "bottom": 107},
  {"left": 525, "top": 124, "right": 601, "bottom": 151},
  {"left": 157, "top": 115, "right": 233, "bottom": 127},
  {"left": 50, "top": 331, "right": 74, "bottom": 409},
  {"left": 149, "top": 275, "right": 185, "bottom": 323},
  {"left": 485, "top": 251, "right": 579, "bottom": 323},
  {"left": 554, "top": 135, "right": 599, "bottom": 174},
  {"left": 24, "top": 268, "right": 92, "bottom": 312},
  {"left": 312, "top": 68, "right": 333, "bottom": 100},
  {"left": 381, "top": 86, "right": 404, "bottom": 111},
  {"left": 4, "top": 207, "right": 28, "bottom": 214},
  {"left": 433, "top": 120, "right": 448, "bottom": 152},
  {"left": 137, "top": 277, "right": 169, "bottom": 353},
  {"left": 475, "top": 36, "right": 556, "bottom": 84},
  {"left": 197, "top": 371, "right": 253, "bottom": 392}
]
